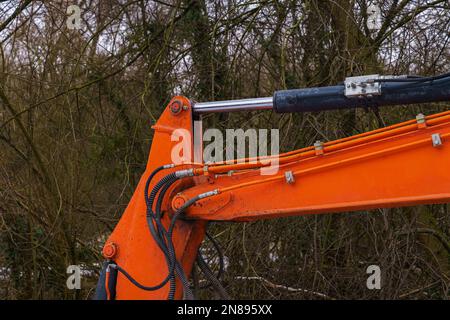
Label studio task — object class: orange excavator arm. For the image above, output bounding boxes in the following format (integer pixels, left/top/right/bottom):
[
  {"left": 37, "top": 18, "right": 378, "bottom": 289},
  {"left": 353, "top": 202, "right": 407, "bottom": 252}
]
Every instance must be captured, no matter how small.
[
  {"left": 181, "top": 110, "right": 450, "bottom": 221},
  {"left": 95, "top": 73, "right": 450, "bottom": 300}
]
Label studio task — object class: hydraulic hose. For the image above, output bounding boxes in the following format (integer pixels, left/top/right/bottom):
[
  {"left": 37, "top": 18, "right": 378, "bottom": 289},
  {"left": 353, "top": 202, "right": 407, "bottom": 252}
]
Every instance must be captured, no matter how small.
[{"left": 196, "top": 252, "right": 230, "bottom": 300}]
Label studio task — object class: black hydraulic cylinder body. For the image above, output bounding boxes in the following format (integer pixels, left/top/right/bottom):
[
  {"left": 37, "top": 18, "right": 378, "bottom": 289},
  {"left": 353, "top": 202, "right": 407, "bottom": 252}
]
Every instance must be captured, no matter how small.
[{"left": 273, "top": 78, "right": 450, "bottom": 113}]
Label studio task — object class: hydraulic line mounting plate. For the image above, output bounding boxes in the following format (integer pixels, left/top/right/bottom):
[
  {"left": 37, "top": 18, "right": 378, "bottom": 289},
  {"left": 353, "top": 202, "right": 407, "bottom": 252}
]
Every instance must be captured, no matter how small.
[{"left": 344, "top": 74, "right": 381, "bottom": 98}]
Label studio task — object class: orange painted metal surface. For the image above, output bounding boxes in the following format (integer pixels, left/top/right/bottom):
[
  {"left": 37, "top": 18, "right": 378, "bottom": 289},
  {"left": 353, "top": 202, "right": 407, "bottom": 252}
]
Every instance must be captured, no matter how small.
[
  {"left": 180, "top": 111, "right": 450, "bottom": 221},
  {"left": 103, "top": 96, "right": 450, "bottom": 299},
  {"left": 102, "top": 97, "right": 207, "bottom": 300}
]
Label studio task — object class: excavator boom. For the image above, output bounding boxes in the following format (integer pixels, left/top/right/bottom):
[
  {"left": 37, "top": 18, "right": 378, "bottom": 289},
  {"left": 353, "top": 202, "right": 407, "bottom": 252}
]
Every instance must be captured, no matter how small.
[
  {"left": 181, "top": 111, "right": 450, "bottom": 221},
  {"left": 95, "top": 73, "right": 450, "bottom": 300}
]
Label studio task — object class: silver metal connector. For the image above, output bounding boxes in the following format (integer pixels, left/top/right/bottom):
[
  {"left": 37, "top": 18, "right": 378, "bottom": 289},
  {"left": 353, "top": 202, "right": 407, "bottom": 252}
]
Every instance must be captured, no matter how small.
[
  {"left": 106, "top": 264, "right": 117, "bottom": 272},
  {"left": 163, "top": 164, "right": 175, "bottom": 169},
  {"left": 198, "top": 189, "right": 219, "bottom": 199},
  {"left": 175, "top": 169, "right": 194, "bottom": 178}
]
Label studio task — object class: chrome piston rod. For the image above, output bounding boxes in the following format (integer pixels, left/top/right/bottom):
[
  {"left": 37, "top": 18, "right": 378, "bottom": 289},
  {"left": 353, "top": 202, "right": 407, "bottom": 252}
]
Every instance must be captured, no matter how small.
[{"left": 193, "top": 97, "right": 273, "bottom": 113}]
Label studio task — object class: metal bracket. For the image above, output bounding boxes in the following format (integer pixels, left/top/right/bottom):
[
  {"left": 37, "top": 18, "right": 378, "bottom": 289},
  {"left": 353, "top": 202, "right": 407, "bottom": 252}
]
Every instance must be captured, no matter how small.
[
  {"left": 344, "top": 74, "right": 408, "bottom": 98},
  {"left": 416, "top": 113, "right": 426, "bottom": 124},
  {"left": 432, "top": 133, "right": 442, "bottom": 147},
  {"left": 285, "top": 171, "right": 295, "bottom": 184},
  {"left": 314, "top": 140, "right": 324, "bottom": 156},
  {"left": 416, "top": 113, "right": 427, "bottom": 129},
  {"left": 345, "top": 74, "right": 381, "bottom": 98}
]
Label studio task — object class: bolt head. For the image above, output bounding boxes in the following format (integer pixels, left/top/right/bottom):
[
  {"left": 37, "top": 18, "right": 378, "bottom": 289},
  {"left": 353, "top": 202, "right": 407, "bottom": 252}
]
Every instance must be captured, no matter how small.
[
  {"left": 172, "top": 195, "right": 187, "bottom": 210},
  {"left": 170, "top": 100, "right": 182, "bottom": 114},
  {"left": 103, "top": 242, "right": 117, "bottom": 259}
]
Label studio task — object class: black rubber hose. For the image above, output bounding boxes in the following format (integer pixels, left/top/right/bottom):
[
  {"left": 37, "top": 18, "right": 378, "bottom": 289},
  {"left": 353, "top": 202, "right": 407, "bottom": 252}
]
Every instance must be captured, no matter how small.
[
  {"left": 147, "top": 173, "right": 180, "bottom": 297},
  {"left": 206, "top": 232, "right": 225, "bottom": 281},
  {"left": 144, "top": 165, "right": 167, "bottom": 205},
  {"left": 374, "top": 71, "right": 450, "bottom": 83},
  {"left": 144, "top": 173, "right": 179, "bottom": 290},
  {"left": 193, "top": 232, "right": 225, "bottom": 290},
  {"left": 146, "top": 172, "right": 177, "bottom": 216},
  {"left": 107, "top": 169, "right": 197, "bottom": 298},
  {"left": 196, "top": 252, "right": 230, "bottom": 300},
  {"left": 165, "top": 196, "right": 201, "bottom": 300},
  {"left": 144, "top": 168, "right": 175, "bottom": 254},
  {"left": 152, "top": 175, "right": 181, "bottom": 299},
  {"left": 105, "top": 168, "right": 177, "bottom": 292},
  {"left": 149, "top": 172, "right": 196, "bottom": 300},
  {"left": 145, "top": 172, "right": 178, "bottom": 254},
  {"left": 111, "top": 264, "right": 172, "bottom": 291}
]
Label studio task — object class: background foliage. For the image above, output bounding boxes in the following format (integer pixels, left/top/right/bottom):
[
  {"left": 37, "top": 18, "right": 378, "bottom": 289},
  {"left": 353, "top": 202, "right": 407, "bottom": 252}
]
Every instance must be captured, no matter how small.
[{"left": 0, "top": 0, "right": 448, "bottom": 299}]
